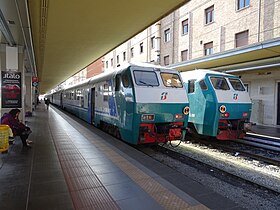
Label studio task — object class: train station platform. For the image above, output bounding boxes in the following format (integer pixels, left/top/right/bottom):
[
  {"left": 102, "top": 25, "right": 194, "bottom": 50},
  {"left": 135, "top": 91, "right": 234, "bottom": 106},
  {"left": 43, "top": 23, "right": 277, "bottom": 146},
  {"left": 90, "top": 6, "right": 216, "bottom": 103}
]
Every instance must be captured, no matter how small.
[{"left": 0, "top": 104, "right": 244, "bottom": 210}]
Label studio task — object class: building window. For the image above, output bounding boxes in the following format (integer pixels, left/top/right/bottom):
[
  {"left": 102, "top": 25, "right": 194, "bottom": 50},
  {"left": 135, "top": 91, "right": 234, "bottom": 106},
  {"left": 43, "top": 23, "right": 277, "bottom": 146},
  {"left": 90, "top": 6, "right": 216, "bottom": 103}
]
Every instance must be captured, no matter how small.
[
  {"left": 204, "top": 42, "right": 213, "bottom": 56},
  {"left": 164, "top": 28, "right": 171, "bottom": 42},
  {"left": 151, "top": 36, "right": 155, "bottom": 49},
  {"left": 238, "top": 0, "right": 250, "bottom": 10},
  {"left": 131, "top": 47, "right": 134, "bottom": 58},
  {"left": 140, "top": 42, "right": 144, "bottom": 53},
  {"left": 117, "top": 55, "right": 119, "bottom": 64},
  {"left": 106, "top": 61, "right": 108, "bottom": 68},
  {"left": 235, "top": 30, "right": 248, "bottom": 47},
  {"left": 123, "top": 52, "right": 126, "bottom": 61},
  {"left": 205, "top": 5, "right": 214, "bottom": 24},
  {"left": 111, "top": 58, "right": 113, "bottom": 66},
  {"left": 182, "top": 19, "right": 189, "bottom": 35},
  {"left": 181, "top": 50, "right": 188, "bottom": 61},
  {"left": 164, "top": 55, "right": 169, "bottom": 66}
]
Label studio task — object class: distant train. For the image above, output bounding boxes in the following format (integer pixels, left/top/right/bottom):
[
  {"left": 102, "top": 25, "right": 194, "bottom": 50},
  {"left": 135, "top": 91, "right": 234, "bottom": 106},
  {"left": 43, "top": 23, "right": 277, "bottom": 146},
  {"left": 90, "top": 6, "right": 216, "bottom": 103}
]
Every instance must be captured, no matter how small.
[
  {"left": 180, "top": 69, "right": 252, "bottom": 140},
  {"left": 49, "top": 63, "right": 190, "bottom": 145}
]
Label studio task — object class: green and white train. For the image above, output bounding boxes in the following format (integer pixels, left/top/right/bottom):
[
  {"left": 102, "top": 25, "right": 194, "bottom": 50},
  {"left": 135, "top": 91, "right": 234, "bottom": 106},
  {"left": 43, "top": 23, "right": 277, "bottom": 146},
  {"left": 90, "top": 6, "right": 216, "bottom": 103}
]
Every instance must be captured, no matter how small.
[
  {"left": 181, "top": 69, "right": 252, "bottom": 140},
  {"left": 49, "top": 63, "right": 189, "bottom": 145}
]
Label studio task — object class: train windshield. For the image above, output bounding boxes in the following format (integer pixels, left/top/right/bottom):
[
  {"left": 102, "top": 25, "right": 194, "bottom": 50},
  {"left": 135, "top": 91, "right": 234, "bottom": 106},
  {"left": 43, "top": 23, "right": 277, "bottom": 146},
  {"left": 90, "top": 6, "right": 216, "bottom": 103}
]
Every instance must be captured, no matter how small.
[
  {"left": 210, "top": 77, "right": 230, "bottom": 90},
  {"left": 161, "top": 73, "right": 183, "bottom": 88},
  {"left": 228, "top": 78, "right": 245, "bottom": 91},
  {"left": 133, "top": 70, "right": 159, "bottom": 86}
]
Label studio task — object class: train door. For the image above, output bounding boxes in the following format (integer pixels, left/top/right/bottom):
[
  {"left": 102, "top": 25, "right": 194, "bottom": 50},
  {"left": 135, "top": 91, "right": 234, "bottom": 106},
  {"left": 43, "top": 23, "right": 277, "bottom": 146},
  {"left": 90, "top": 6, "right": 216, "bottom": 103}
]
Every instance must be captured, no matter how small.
[
  {"left": 277, "top": 82, "right": 280, "bottom": 125},
  {"left": 60, "top": 92, "right": 63, "bottom": 107},
  {"left": 115, "top": 74, "right": 121, "bottom": 114},
  {"left": 91, "top": 88, "right": 95, "bottom": 124}
]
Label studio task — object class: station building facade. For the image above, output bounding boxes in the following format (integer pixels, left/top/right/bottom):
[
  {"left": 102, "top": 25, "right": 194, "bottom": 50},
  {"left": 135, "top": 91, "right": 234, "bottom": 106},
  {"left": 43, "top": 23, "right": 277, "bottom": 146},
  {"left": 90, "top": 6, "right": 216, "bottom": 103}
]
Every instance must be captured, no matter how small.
[{"left": 103, "top": 0, "right": 280, "bottom": 127}]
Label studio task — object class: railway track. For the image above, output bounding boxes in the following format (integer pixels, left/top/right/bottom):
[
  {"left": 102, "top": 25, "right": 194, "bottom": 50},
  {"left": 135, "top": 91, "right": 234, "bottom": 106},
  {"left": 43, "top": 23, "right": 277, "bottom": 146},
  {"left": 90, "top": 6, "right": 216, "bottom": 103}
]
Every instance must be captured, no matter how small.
[
  {"left": 191, "top": 138, "right": 280, "bottom": 168},
  {"left": 214, "top": 143, "right": 280, "bottom": 167},
  {"left": 139, "top": 131, "right": 280, "bottom": 195},
  {"left": 185, "top": 132, "right": 280, "bottom": 168},
  {"left": 237, "top": 132, "right": 280, "bottom": 152},
  {"left": 142, "top": 143, "right": 280, "bottom": 195}
]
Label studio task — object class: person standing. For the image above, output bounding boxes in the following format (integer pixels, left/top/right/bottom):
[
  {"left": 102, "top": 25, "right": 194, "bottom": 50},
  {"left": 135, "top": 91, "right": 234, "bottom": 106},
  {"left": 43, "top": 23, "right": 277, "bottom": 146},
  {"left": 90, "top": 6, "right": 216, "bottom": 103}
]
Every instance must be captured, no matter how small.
[
  {"left": 1, "top": 109, "right": 32, "bottom": 148},
  {"left": 45, "top": 98, "right": 50, "bottom": 110}
]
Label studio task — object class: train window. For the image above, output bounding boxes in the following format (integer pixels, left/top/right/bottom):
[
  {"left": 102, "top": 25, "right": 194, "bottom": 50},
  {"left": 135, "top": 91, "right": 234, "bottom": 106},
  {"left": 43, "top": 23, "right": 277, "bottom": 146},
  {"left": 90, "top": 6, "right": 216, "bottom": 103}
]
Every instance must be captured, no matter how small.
[
  {"left": 188, "top": 80, "right": 196, "bottom": 93},
  {"left": 81, "top": 96, "right": 84, "bottom": 107},
  {"left": 161, "top": 73, "right": 183, "bottom": 88},
  {"left": 76, "top": 89, "right": 81, "bottom": 100},
  {"left": 210, "top": 77, "right": 230, "bottom": 90},
  {"left": 228, "top": 78, "right": 245, "bottom": 91},
  {"left": 103, "top": 94, "right": 108, "bottom": 102},
  {"left": 104, "top": 84, "right": 109, "bottom": 91},
  {"left": 71, "top": 90, "right": 75, "bottom": 100},
  {"left": 199, "top": 80, "right": 208, "bottom": 90},
  {"left": 133, "top": 70, "right": 159, "bottom": 86},
  {"left": 103, "top": 83, "right": 109, "bottom": 102},
  {"left": 122, "top": 74, "right": 130, "bottom": 88}
]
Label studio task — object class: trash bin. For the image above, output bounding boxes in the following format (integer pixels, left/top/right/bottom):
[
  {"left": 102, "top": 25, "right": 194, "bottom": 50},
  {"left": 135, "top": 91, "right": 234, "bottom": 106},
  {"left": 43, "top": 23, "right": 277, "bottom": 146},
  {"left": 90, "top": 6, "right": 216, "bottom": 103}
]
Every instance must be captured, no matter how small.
[{"left": 0, "top": 125, "right": 10, "bottom": 153}]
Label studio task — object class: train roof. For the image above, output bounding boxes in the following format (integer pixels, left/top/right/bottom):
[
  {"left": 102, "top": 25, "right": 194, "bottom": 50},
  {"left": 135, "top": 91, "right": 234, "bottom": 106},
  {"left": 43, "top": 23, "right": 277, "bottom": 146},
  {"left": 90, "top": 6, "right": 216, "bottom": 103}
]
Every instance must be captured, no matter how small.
[
  {"left": 51, "top": 62, "right": 179, "bottom": 93},
  {"left": 87, "top": 62, "right": 178, "bottom": 83},
  {"left": 180, "top": 69, "right": 238, "bottom": 81}
]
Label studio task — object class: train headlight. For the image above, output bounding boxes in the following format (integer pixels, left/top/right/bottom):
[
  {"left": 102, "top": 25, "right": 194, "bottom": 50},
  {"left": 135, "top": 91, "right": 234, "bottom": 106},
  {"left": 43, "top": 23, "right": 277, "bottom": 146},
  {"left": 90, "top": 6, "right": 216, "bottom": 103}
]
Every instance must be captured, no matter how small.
[
  {"left": 183, "top": 106, "right": 189, "bottom": 115},
  {"left": 175, "top": 114, "right": 184, "bottom": 119},
  {"left": 141, "top": 114, "right": 155, "bottom": 121},
  {"left": 219, "top": 105, "right": 226, "bottom": 113}
]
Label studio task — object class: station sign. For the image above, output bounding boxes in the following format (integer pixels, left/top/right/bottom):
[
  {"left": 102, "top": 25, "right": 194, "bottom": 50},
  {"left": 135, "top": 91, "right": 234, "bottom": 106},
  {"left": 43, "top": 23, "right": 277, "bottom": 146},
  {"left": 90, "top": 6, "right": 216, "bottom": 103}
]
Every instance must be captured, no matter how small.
[
  {"left": 32, "top": 76, "right": 39, "bottom": 87},
  {"left": 32, "top": 76, "right": 38, "bottom": 82}
]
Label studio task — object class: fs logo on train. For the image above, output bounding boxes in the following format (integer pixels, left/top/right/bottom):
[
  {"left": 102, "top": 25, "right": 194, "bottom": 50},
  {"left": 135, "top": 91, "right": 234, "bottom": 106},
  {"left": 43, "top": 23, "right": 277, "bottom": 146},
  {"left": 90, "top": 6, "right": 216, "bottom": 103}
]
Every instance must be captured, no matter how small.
[
  {"left": 161, "top": 92, "right": 168, "bottom": 100},
  {"left": 233, "top": 93, "right": 238, "bottom": 100}
]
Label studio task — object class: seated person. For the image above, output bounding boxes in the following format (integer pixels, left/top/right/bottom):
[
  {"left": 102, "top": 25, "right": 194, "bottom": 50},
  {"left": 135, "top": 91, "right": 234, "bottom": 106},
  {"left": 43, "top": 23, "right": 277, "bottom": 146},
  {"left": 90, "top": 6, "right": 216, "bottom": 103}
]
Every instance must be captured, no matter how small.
[{"left": 1, "top": 109, "right": 32, "bottom": 148}]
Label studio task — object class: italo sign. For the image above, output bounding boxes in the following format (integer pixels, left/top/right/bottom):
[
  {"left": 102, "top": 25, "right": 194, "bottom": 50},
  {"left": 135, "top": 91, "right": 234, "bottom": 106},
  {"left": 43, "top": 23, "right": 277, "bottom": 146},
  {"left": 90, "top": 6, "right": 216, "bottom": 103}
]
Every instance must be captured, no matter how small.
[
  {"left": 1, "top": 71, "right": 22, "bottom": 108},
  {"left": 2, "top": 72, "right": 21, "bottom": 79}
]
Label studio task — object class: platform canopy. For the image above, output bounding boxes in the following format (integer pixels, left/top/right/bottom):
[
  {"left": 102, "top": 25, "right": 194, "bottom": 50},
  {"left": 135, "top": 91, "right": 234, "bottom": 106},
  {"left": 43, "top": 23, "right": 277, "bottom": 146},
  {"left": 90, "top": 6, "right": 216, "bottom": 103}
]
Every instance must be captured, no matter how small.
[{"left": 0, "top": 0, "right": 188, "bottom": 93}]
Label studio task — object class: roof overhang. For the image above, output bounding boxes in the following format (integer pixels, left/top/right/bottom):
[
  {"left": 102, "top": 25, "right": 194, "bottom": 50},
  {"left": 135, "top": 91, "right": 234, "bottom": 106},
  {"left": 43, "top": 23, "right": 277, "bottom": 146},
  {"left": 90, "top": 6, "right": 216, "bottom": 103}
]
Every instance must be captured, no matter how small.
[
  {"left": 28, "top": 0, "right": 189, "bottom": 93},
  {"left": 170, "top": 38, "right": 280, "bottom": 74}
]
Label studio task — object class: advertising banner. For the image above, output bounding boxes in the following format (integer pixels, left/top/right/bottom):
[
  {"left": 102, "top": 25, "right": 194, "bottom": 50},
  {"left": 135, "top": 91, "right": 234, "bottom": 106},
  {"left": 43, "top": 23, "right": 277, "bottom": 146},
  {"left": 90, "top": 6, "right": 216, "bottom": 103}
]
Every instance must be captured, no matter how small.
[{"left": 1, "top": 71, "right": 22, "bottom": 108}]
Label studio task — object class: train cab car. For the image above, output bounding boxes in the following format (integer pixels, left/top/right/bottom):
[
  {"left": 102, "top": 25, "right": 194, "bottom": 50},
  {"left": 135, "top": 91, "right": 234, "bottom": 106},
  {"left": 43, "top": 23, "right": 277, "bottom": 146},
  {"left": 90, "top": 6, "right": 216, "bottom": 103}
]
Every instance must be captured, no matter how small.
[
  {"left": 93, "top": 63, "right": 189, "bottom": 145},
  {"left": 180, "top": 69, "right": 252, "bottom": 140}
]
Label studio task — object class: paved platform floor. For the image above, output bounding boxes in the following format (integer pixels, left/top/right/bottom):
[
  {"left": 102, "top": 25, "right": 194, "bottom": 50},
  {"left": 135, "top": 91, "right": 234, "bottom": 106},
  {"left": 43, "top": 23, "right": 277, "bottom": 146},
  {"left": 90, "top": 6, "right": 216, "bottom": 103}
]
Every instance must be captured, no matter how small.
[{"left": 0, "top": 104, "right": 245, "bottom": 210}]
